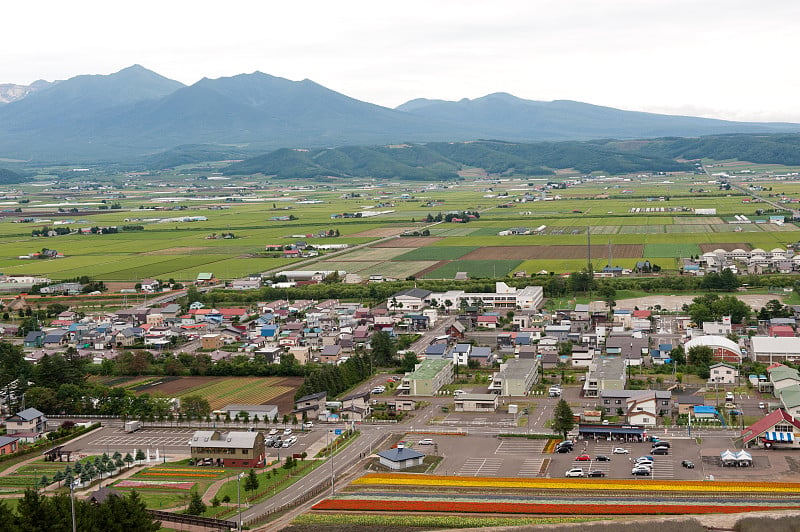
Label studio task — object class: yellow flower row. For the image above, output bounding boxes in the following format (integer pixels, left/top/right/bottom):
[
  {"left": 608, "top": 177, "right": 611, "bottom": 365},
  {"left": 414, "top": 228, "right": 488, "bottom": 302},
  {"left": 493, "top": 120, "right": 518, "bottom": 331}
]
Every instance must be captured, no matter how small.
[{"left": 353, "top": 474, "right": 800, "bottom": 493}]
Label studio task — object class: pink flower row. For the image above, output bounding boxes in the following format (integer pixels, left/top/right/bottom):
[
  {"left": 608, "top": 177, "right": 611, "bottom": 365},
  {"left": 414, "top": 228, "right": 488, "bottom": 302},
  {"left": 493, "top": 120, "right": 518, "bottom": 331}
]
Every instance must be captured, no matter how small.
[{"left": 116, "top": 480, "right": 194, "bottom": 490}]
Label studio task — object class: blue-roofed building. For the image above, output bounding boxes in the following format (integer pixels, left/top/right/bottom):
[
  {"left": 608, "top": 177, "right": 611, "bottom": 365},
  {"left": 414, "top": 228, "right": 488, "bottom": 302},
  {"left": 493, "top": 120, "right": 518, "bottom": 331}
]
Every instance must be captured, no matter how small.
[
  {"left": 377, "top": 445, "right": 425, "bottom": 470},
  {"left": 425, "top": 343, "right": 448, "bottom": 359},
  {"left": 515, "top": 332, "right": 532, "bottom": 346},
  {"left": 23, "top": 331, "right": 45, "bottom": 348}
]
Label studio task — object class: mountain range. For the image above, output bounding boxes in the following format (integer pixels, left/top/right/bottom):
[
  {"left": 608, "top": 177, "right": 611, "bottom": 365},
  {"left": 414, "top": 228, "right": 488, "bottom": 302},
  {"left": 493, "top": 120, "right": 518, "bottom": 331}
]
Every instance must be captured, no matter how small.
[{"left": 0, "top": 65, "right": 798, "bottom": 164}]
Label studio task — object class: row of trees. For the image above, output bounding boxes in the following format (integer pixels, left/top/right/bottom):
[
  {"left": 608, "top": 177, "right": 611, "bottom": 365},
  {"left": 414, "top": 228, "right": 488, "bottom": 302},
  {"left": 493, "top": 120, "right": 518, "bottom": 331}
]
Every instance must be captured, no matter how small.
[
  {"left": 0, "top": 489, "right": 159, "bottom": 531},
  {"left": 295, "top": 352, "right": 373, "bottom": 400}
]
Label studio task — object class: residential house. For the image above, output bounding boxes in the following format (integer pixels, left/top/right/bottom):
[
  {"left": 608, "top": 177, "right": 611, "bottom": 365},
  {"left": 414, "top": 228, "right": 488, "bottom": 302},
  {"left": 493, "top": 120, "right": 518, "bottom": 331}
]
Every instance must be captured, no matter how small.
[
  {"left": 582, "top": 357, "right": 627, "bottom": 398},
  {"left": 0, "top": 436, "right": 19, "bottom": 456},
  {"left": 23, "top": 331, "right": 45, "bottom": 348},
  {"left": 319, "top": 344, "right": 342, "bottom": 364},
  {"left": 5, "top": 408, "right": 47, "bottom": 440},
  {"left": 340, "top": 391, "right": 371, "bottom": 421},
  {"left": 709, "top": 363, "right": 739, "bottom": 385},
  {"left": 140, "top": 279, "right": 160, "bottom": 293},
  {"left": 469, "top": 346, "right": 494, "bottom": 366},
  {"left": 452, "top": 344, "right": 472, "bottom": 366},
  {"left": 293, "top": 391, "right": 327, "bottom": 420},
  {"left": 201, "top": 334, "right": 223, "bottom": 350}
]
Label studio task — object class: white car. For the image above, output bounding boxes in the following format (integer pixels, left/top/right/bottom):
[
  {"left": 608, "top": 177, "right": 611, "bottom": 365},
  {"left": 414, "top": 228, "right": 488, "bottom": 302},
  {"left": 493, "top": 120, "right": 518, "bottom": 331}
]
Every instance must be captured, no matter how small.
[
  {"left": 759, "top": 402, "right": 766, "bottom": 409},
  {"left": 565, "top": 468, "right": 585, "bottom": 478},
  {"left": 612, "top": 448, "right": 629, "bottom": 454},
  {"left": 283, "top": 428, "right": 292, "bottom": 436},
  {"left": 268, "top": 428, "right": 278, "bottom": 436},
  {"left": 302, "top": 421, "right": 313, "bottom": 429},
  {"left": 453, "top": 389, "right": 466, "bottom": 396},
  {"left": 417, "top": 438, "right": 435, "bottom": 445},
  {"left": 634, "top": 459, "right": 654, "bottom": 468}
]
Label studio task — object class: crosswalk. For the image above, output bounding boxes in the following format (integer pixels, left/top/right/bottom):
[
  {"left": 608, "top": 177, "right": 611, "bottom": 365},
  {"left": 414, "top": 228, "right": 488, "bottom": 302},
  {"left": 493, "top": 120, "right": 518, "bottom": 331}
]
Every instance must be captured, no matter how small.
[{"left": 459, "top": 458, "right": 503, "bottom": 476}]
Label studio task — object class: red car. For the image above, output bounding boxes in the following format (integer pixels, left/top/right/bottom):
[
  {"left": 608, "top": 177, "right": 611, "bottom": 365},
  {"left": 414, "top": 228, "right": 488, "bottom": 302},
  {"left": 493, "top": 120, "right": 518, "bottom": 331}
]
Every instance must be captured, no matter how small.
[{"left": 575, "top": 454, "right": 591, "bottom": 461}]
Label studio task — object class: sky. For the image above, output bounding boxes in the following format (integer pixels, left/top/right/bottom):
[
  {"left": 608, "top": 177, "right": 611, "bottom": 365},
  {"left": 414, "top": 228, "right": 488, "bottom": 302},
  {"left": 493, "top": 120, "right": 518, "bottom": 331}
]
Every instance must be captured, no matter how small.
[{"left": 3, "top": 0, "right": 799, "bottom": 122}]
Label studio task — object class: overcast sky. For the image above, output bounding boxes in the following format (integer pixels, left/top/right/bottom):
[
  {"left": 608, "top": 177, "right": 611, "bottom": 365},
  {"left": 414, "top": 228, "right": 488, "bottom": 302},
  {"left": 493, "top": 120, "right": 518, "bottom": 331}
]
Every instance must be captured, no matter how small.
[{"left": 4, "top": 0, "right": 799, "bottom": 121}]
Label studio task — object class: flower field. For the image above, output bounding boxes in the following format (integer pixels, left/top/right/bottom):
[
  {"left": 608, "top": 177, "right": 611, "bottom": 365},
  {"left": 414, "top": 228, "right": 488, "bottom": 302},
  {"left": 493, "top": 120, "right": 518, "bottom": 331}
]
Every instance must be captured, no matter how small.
[
  {"left": 352, "top": 473, "right": 800, "bottom": 494},
  {"left": 312, "top": 499, "right": 800, "bottom": 515}
]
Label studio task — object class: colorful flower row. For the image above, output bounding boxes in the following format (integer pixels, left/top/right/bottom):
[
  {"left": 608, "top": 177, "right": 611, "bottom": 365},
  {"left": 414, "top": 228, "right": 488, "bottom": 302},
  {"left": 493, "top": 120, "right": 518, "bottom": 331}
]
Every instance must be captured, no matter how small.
[
  {"left": 352, "top": 473, "right": 800, "bottom": 493},
  {"left": 140, "top": 472, "right": 218, "bottom": 478},
  {"left": 146, "top": 468, "right": 225, "bottom": 474},
  {"left": 312, "top": 499, "right": 800, "bottom": 515},
  {"left": 116, "top": 480, "right": 195, "bottom": 490}
]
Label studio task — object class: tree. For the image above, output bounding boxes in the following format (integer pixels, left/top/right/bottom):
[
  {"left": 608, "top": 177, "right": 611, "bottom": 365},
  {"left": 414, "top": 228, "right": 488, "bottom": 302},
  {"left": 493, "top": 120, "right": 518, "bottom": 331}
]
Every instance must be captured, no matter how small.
[
  {"left": 400, "top": 351, "right": 419, "bottom": 373},
  {"left": 670, "top": 345, "right": 686, "bottom": 365},
  {"left": 370, "top": 330, "right": 397, "bottom": 367},
  {"left": 186, "top": 491, "right": 206, "bottom": 516},
  {"left": 551, "top": 399, "right": 575, "bottom": 439},
  {"left": 688, "top": 345, "right": 715, "bottom": 379},
  {"left": 124, "top": 453, "right": 134, "bottom": 469},
  {"left": 135, "top": 449, "right": 145, "bottom": 463},
  {"left": 244, "top": 468, "right": 259, "bottom": 493}
]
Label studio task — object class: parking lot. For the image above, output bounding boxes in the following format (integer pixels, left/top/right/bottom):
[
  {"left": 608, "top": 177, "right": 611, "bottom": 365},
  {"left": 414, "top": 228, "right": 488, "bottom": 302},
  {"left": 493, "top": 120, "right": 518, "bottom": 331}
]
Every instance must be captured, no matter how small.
[
  {"left": 64, "top": 425, "right": 324, "bottom": 461},
  {"left": 401, "top": 430, "right": 800, "bottom": 481}
]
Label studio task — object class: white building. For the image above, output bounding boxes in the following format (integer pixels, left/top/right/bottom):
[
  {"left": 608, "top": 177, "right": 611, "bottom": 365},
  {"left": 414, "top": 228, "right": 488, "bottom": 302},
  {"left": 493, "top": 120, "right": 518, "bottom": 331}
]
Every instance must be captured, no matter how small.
[{"left": 709, "top": 363, "right": 739, "bottom": 385}]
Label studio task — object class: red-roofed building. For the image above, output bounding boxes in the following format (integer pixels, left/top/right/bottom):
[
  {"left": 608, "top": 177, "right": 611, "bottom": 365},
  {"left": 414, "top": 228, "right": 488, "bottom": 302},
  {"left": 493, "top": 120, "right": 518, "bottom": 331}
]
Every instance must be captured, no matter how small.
[
  {"left": 219, "top": 308, "right": 248, "bottom": 320},
  {"left": 477, "top": 315, "right": 498, "bottom": 329},
  {"left": 741, "top": 409, "right": 800, "bottom": 448},
  {"left": 632, "top": 310, "right": 651, "bottom": 319},
  {"left": 769, "top": 325, "right": 795, "bottom": 338}
]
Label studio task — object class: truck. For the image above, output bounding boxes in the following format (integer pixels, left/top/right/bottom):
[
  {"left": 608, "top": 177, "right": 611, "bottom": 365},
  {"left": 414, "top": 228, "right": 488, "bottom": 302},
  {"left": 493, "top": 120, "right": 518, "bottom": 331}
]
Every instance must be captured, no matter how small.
[{"left": 124, "top": 420, "right": 142, "bottom": 433}]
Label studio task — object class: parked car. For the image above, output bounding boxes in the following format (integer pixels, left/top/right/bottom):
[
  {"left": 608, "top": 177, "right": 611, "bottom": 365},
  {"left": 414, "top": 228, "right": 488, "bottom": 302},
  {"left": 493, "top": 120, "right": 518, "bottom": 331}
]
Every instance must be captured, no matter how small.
[
  {"left": 268, "top": 428, "right": 278, "bottom": 436},
  {"left": 652, "top": 447, "right": 669, "bottom": 455},
  {"left": 283, "top": 428, "right": 293, "bottom": 436},
  {"left": 651, "top": 441, "right": 671, "bottom": 448},
  {"left": 682, "top": 460, "right": 695, "bottom": 469},
  {"left": 453, "top": 389, "right": 466, "bottom": 396},
  {"left": 636, "top": 455, "right": 654, "bottom": 462},
  {"left": 555, "top": 446, "right": 572, "bottom": 453},
  {"left": 418, "top": 438, "right": 435, "bottom": 445},
  {"left": 587, "top": 470, "right": 606, "bottom": 477},
  {"left": 759, "top": 402, "right": 766, "bottom": 409},
  {"left": 612, "top": 448, "right": 629, "bottom": 454},
  {"left": 594, "top": 455, "right": 611, "bottom": 462},
  {"left": 631, "top": 467, "right": 651, "bottom": 476},
  {"left": 565, "top": 468, "right": 585, "bottom": 478},
  {"left": 575, "top": 454, "right": 591, "bottom": 461},
  {"left": 302, "top": 421, "right": 314, "bottom": 429}
]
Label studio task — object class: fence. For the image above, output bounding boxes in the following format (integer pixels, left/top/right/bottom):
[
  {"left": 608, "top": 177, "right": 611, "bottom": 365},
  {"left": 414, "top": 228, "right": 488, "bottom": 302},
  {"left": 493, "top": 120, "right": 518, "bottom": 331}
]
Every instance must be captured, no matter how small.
[
  {"left": 148, "top": 510, "right": 237, "bottom": 530},
  {"left": 246, "top": 479, "right": 334, "bottom": 527}
]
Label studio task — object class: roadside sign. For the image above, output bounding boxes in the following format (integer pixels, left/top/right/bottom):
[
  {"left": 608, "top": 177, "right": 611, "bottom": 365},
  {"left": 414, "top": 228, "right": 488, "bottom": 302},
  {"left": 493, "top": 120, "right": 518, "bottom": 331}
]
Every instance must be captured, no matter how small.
[{"left": 334, "top": 429, "right": 343, "bottom": 435}]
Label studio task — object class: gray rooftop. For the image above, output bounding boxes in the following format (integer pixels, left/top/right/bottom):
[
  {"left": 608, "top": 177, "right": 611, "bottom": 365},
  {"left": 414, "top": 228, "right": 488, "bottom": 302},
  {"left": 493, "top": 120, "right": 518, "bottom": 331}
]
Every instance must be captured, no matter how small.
[
  {"left": 377, "top": 446, "right": 424, "bottom": 462},
  {"left": 189, "top": 430, "right": 259, "bottom": 449}
]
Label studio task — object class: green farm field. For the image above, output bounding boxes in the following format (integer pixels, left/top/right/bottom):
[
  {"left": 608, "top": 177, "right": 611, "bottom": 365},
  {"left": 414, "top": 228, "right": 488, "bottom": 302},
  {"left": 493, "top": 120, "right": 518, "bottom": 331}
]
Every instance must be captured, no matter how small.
[{"left": 4, "top": 170, "right": 800, "bottom": 281}]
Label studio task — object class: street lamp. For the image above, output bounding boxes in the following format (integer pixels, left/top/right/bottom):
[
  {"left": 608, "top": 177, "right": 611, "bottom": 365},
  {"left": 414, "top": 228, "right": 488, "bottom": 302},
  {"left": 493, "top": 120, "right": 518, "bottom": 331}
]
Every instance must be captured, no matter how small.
[
  {"left": 69, "top": 478, "right": 77, "bottom": 532},
  {"left": 236, "top": 472, "right": 244, "bottom": 532}
]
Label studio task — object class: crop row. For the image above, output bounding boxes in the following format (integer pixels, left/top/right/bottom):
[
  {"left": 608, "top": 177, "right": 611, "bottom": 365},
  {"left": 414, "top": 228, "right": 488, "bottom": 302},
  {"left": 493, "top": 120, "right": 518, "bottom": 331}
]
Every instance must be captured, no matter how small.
[
  {"left": 312, "top": 499, "right": 800, "bottom": 515},
  {"left": 352, "top": 473, "right": 800, "bottom": 493}
]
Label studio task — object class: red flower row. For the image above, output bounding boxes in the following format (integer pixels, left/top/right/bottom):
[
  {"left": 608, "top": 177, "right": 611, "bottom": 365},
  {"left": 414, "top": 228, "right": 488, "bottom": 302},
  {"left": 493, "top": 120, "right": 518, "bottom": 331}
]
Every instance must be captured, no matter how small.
[{"left": 312, "top": 499, "right": 800, "bottom": 515}]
